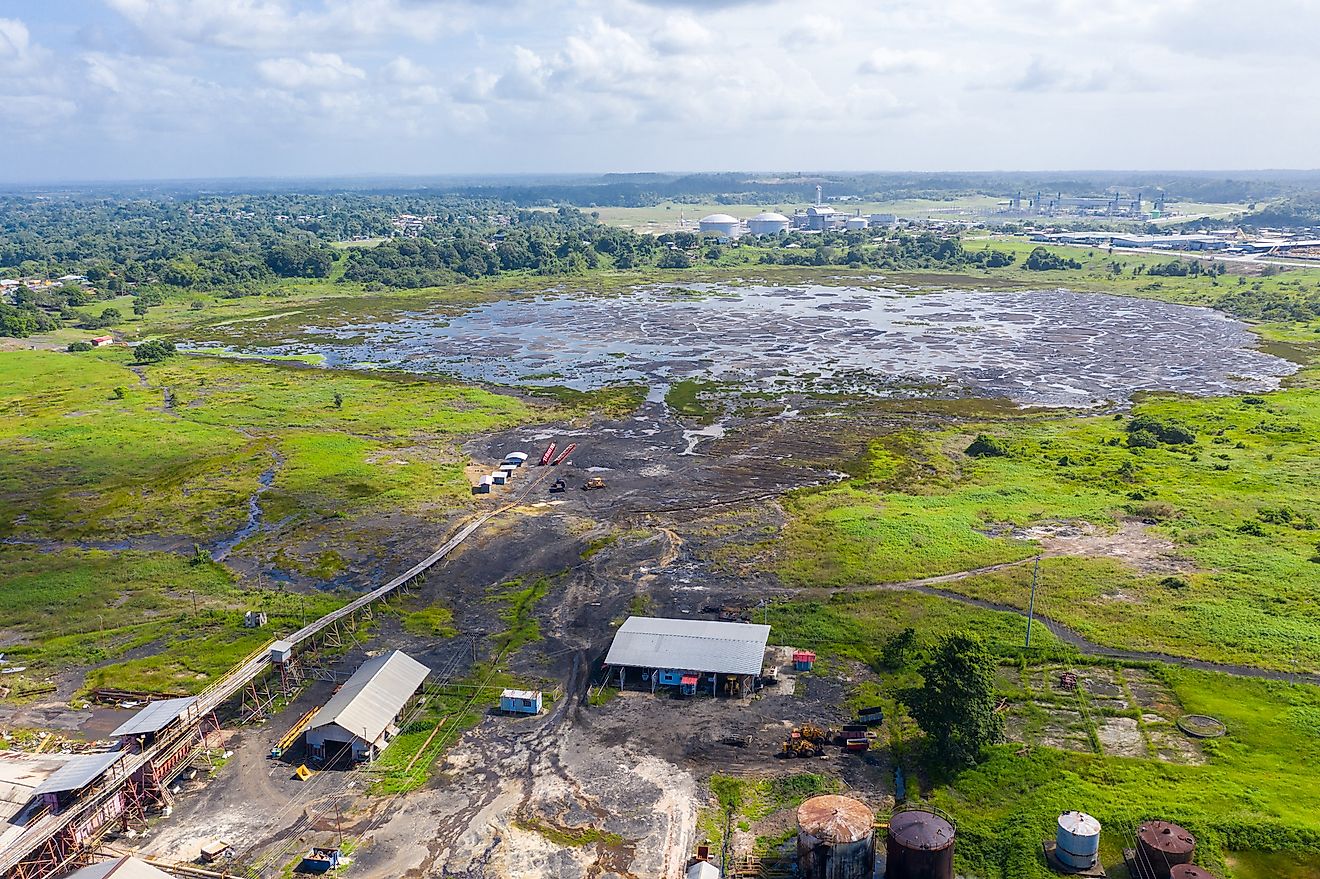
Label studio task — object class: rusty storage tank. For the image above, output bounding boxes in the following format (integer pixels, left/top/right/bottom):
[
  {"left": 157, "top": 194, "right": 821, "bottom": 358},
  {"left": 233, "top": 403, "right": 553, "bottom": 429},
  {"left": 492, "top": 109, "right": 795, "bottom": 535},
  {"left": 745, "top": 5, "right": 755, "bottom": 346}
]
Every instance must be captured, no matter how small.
[
  {"left": 885, "top": 807, "right": 955, "bottom": 879},
  {"left": 1136, "top": 821, "right": 1196, "bottom": 879},
  {"left": 796, "top": 795, "right": 876, "bottom": 879},
  {"left": 1169, "top": 867, "right": 1219, "bottom": 879}
]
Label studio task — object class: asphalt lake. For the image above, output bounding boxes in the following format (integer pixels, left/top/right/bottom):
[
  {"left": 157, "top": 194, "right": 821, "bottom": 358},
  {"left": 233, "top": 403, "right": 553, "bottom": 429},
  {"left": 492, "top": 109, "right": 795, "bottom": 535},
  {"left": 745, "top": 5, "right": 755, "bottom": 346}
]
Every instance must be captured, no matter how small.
[{"left": 207, "top": 283, "right": 1296, "bottom": 407}]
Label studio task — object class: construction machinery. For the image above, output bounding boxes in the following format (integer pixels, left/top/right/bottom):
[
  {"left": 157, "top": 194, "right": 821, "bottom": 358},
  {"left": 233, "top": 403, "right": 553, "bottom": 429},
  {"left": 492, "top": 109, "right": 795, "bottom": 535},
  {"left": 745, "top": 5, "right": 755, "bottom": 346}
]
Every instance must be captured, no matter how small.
[
  {"left": 270, "top": 706, "right": 318, "bottom": 759},
  {"left": 781, "top": 724, "right": 828, "bottom": 758},
  {"left": 549, "top": 478, "right": 566, "bottom": 494},
  {"left": 582, "top": 476, "right": 606, "bottom": 491}
]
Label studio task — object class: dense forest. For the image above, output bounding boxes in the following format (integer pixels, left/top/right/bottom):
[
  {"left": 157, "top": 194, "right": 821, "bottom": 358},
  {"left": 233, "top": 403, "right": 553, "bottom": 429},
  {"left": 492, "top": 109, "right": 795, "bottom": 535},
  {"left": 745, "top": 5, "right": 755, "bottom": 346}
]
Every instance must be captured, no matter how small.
[
  {"left": 0, "top": 187, "right": 1035, "bottom": 336},
  {"left": 2, "top": 172, "right": 1317, "bottom": 337}
]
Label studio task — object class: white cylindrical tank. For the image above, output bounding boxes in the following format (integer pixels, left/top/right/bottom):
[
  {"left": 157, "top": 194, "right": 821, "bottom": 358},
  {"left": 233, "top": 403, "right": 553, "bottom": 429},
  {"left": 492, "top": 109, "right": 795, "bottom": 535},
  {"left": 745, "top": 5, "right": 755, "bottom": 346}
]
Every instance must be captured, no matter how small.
[
  {"left": 845, "top": 217, "right": 868, "bottom": 231},
  {"left": 1056, "top": 811, "right": 1101, "bottom": 870},
  {"left": 698, "top": 213, "right": 741, "bottom": 238},
  {"left": 747, "top": 211, "right": 790, "bottom": 235}
]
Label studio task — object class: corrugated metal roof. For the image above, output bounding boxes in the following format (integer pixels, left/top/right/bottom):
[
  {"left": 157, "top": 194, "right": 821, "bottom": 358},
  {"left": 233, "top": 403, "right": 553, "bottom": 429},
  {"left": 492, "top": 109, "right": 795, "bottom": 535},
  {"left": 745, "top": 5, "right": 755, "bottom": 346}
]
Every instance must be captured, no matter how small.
[
  {"left": 501, "top": 689, "right": 539, "bottom": 700},
  {"left": 604, "top": 617, "right": 770, "bottom": 676},
  {"left": 32, "top": 751, "right": 122, "bottom": 796},
  {"left": 65, "top": 856, "right": 174, "bottom": 879},
  {"left": 686, "top": 862, "right": 721, "bottom": 879},
  {"left": 0, "top": 752, "right": 70, "bottom": 822},
  {"left": 110, "top": 697, "right": 196, "bottom": 738},
  {"left": 308, "top": 651, "right": 429, "bottom": 744}
]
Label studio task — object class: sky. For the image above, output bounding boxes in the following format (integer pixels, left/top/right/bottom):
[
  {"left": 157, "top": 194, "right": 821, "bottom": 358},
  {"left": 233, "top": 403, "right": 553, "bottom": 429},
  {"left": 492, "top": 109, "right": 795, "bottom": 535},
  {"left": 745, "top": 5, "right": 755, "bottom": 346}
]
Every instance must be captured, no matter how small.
[{"left": 0, "top": 0, "right": 1318, "bottom": 182}]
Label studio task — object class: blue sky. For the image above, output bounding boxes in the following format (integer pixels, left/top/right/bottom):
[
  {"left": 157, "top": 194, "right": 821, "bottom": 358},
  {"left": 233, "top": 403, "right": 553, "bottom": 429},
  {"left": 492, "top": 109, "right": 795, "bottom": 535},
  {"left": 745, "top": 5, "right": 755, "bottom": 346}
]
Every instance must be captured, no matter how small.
[{"left": 1, "top": 0, "right": 1317, "bottom": 182}]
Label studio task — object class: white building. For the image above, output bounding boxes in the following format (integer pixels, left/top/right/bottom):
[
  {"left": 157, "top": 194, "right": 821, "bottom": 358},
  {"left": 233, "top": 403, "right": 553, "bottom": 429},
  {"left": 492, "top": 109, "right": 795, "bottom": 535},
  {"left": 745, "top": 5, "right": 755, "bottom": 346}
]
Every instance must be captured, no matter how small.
[{"left": 805, "top": 205, "right": 837, "bottom": 231}]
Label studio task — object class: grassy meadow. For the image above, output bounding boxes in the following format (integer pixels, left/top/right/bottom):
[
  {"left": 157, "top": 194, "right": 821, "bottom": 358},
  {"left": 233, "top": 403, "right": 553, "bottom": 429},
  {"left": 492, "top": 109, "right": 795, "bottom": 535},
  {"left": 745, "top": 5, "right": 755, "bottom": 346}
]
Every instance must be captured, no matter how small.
[
  {"left": 773, "top": 382, "right": 1320, "bottom": 671},
  {"left": 0, "top": 546, "right": 348, "bottom": 694},
  {"left": 0, "top": 342, "right": 560, "bottom": 693},
  {"left": 762, "top": 588, "right": 1320, "bottom": 879}
]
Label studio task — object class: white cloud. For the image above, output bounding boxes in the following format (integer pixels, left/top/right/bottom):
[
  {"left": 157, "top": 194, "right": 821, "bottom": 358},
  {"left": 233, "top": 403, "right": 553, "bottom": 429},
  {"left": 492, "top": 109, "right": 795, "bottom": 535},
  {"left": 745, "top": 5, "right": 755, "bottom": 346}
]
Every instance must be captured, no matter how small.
[
  {"left": 257, "top": 52, "right": 366, "bottom": 91},
  {"left": 780, "top": 14, "right": 841, "bottom": 48},
  {"left": 103, "top": 0, "right": 474, "bottom": 53},
  {"left": 385, "top": 56, "right": 432, "bottom": 85},
  {"left": 0, "top": 0, "right": 1316, "bottom": 179},
  {"left": 0, "top": 18, "right": 31, "bottom": 59},
  {"left": 650, "top": 14, "right": 711, "bottom": 55},
  {"left": 858, "top": 48, "right": 941, "bottom": 76}
]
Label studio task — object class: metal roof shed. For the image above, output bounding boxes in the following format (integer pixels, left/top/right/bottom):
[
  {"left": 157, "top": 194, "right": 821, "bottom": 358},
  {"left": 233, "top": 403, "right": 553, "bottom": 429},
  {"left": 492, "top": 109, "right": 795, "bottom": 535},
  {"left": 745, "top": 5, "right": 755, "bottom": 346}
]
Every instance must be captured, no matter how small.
[
  {"left": 32, "top": 751, "right": 123, "bottom": 798},
  {"left": 305, "top": 651, "right": 429, "bottom": 761},
  {"left": 65, "top": 856, "right": 174, "bottom": 879},
  {"left": 604, "top": 617, "right": 771, "bottom": 676},
  {"left": 110, "top": 697, "right": 196, "bottom": 738}
]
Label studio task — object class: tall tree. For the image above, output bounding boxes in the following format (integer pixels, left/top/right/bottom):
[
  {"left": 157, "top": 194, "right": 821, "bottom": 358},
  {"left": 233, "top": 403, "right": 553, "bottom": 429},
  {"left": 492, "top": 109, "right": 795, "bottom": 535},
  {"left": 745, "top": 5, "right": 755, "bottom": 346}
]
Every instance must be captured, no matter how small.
[{"left": 902, "top": 632, "right": 1004, "bottom": 768}]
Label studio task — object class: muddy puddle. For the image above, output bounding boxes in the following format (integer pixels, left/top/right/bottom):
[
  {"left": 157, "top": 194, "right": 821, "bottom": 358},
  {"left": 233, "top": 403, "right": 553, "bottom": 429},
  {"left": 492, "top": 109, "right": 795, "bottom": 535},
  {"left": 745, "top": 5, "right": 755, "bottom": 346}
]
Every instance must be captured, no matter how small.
[{"left": 207, "top": 283, "right": 1295, "bottom": 407}]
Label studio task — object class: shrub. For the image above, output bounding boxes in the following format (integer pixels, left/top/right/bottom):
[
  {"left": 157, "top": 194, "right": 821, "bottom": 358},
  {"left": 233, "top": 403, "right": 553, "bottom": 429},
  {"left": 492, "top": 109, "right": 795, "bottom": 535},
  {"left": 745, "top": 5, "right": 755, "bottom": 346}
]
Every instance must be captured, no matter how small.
[
  {"left": 133, "top": 339, "right": 177, "bottom": 363},
  {"left": 67, "top": 341, "right": 93, "bottom": 352},
  {"left": 1023, "top": 247, "right": 1082, "bottom": 271},
  {"left": 1127, "top": 429, "right": 1160, "bottom": 449},
  {"left": 966, "top": 434, "right": 1010, "bottom": 458},
  {"left": 1128, "top": 414, "right": 1196, "bottom": 445}
]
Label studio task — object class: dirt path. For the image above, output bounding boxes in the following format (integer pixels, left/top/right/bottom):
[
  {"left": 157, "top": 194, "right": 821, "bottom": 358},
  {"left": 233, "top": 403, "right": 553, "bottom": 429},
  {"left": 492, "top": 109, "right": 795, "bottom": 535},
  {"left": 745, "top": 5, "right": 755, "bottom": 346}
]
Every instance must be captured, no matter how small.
[{"left": 838, "top": 576, "right": 1320, "bottom": 686}]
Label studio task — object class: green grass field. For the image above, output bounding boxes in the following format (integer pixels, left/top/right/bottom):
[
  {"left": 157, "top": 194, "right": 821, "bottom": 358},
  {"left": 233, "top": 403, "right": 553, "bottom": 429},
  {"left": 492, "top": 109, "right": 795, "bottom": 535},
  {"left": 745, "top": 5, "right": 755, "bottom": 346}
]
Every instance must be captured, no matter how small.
[
  {"left": 0, "top": 546, "right": 347, "bottom": 694},
  {"left": 773, "top": 383, "right": 1320, "bottom": 672},
  {"left": 762, "top": 588, "right": 1320, "bottom": 878},
  {"left": 0, "top": 349, "right": 539, "bottom": 542}
]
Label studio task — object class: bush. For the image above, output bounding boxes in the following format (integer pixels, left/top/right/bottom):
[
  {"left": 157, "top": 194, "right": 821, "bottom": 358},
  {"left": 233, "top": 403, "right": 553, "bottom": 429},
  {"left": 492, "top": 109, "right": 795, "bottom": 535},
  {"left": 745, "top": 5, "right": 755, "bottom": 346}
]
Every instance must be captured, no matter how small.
[
  {"left": 1023, "top": 247, "right": 1081, "bottom": 271},
  {"left": 657, "top": 249, "right": 692, "bottom": 269},
  {"left": 966, "top": 434, "right": 1010, "bottom": 458},
  {"left": 67, "top": 341, "right": 93, "bottom": 352},
  {"left": 133, "top": 339, "right": 177, "bottom": 364},
  {"left": 1127, "top": 429, "right": 1160, "bottom": 449},
  {"left": 1128, "top": 414, "right": 1196, "bottom": 445}
]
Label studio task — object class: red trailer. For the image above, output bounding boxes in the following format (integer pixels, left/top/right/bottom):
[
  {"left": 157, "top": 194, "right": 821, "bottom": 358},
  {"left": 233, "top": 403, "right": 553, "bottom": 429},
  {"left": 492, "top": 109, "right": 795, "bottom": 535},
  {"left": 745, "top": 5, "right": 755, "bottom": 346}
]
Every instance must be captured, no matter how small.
[
  {"left": 539, "top": 443, "right": 557, "bottom": 466},
  {"left": 552, "top": 442, "right": 577, "bottom": 465}
]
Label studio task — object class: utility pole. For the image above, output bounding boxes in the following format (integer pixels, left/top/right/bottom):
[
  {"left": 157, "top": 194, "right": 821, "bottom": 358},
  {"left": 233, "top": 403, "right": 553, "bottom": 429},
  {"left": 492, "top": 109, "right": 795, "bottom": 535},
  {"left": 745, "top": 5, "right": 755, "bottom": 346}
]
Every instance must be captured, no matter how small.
[{"left": 1025, "top": 556, "right": 1040, "bottom": 648}]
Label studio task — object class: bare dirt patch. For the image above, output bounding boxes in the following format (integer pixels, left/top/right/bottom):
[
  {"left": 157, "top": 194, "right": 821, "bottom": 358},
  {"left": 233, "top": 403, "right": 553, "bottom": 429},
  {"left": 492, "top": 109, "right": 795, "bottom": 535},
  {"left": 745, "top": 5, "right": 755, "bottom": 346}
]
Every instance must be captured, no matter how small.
[{"left": 1013, "top": 519, "right": 1190, "bottom": 574}]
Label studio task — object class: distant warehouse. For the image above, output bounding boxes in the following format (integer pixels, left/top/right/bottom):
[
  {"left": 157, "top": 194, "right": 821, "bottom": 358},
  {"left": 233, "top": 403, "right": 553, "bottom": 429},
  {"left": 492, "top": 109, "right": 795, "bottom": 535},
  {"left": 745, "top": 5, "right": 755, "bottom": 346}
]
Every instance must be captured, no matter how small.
[
  {"left": 604, "top": 616, "right": 771, "bottom": 697},
  {"left": 305, "top": 650, "right": 429, "bottom": 765}
]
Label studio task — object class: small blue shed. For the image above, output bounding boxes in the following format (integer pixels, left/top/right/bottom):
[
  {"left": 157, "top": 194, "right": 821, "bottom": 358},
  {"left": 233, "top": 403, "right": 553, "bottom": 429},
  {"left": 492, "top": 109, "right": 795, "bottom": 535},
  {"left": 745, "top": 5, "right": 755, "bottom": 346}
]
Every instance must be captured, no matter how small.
[{"left": 500, "top": 688, "right": 542, "bottom": 715}]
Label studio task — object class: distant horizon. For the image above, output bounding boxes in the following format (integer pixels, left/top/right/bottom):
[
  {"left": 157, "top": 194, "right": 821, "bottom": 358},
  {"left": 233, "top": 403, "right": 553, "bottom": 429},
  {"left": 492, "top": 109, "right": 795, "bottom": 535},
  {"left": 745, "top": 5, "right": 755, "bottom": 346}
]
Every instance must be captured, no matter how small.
[{"left": 4, "top": 168, "right": 1320, "bottom": 193}]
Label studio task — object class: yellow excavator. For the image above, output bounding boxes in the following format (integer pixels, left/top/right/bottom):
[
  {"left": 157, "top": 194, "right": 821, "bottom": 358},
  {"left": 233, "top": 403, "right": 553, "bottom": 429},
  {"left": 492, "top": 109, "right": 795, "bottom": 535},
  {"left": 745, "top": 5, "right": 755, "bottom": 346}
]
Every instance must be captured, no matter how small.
[{"left": 781, "top": 723, "right": 828, "bottom": 758}]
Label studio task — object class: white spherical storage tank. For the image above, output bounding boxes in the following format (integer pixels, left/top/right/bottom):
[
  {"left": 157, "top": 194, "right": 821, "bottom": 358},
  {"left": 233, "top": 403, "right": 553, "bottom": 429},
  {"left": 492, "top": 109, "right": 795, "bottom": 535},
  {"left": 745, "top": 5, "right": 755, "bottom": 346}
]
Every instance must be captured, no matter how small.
[
  {"left": 698, "top": 213, "right": 741, "bottom": 238},
  {"left": 1056, "top": 811, "right": 1101, "bottom": 870},
  {"left": 747, "top": 211, "right": 790, "bottom": 235}
]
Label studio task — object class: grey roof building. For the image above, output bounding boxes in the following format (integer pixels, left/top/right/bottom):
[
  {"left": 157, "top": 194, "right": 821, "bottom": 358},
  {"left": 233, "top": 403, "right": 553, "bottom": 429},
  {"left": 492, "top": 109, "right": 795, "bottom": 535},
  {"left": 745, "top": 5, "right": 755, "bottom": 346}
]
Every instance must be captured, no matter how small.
[
  {"left": 32, "top": 751, "right": 123, "bottom": 799},
  {"left": 65, "top": 856, "right": 173, "bottom": 879},
  {"left": 605, "top": 617, "right": 771, "bottom": 676},
  {"left": 305, "top": 650, "right": 430, "bottom": 764},
  {"left": 110, "top": 697, "right": 196, "bottom": 739}
]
